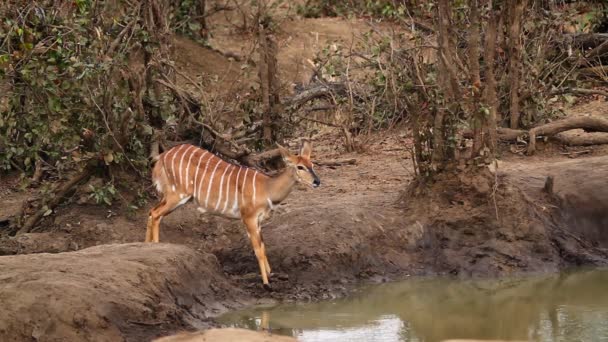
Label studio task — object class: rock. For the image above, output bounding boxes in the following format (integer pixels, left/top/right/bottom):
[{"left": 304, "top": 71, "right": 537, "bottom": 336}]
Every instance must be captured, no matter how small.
[{"left": 153, "top": 328, "right": 297, "bottom": 342}]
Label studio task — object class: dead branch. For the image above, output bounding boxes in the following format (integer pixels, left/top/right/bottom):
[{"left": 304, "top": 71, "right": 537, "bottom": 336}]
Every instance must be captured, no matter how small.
[
  {"left": 579, "top": 66, "right": 608, "bottom": 79},
  {"left": 528, "top": 116, "right": 608, "bottom": 154},
  {"left": 17, "top": 164, "right": 95, "bottom": 235},
  {"left": 497, "top": 127, "right": 527, "bottom": 141},
  {"left": 285, "top": 82, "right": 347, "bottom": 110},
  {"left": 462, "top": 127, "right": 527, "bottom": 141},
  {"left": 240, "top": 148, "right": 281, "bottom": 168},
  {"left": 551, "top": 87, "right": 608, "bottom": 98},
  {"left": 316, "top": 158, "right": 357, "bottom": 167},
  {"left": 555, "top": 132, "right": 608, "bottom": 147},
  {"left": 567, "top": 33, "right": 608, "bottom": 50},
  {"left": 586, "top": 40, "right": 608, "bottom": 59}
]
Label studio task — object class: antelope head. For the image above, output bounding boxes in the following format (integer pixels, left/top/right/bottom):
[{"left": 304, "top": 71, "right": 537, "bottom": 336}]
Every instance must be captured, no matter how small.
[{"left": 278, "top": 140, "right": 321, "bottom": 188}]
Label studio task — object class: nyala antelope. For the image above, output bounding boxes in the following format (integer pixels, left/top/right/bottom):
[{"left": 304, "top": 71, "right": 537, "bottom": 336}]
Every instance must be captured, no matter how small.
[{"left": 146, "top": 140, "right": 320, "bottom": 288}]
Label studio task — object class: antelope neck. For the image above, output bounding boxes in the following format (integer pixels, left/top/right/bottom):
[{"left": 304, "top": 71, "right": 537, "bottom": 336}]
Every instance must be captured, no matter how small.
[{"left": 265, "top": 167, "right": 297, "bottom": 205}]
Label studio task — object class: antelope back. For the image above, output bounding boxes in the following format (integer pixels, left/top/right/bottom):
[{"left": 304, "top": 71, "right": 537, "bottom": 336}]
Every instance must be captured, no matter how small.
[{"left": 153, "top": 144, "right": 262, "bottom": 217}]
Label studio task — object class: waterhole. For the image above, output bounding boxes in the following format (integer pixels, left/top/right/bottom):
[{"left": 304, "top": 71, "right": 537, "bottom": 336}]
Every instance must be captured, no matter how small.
[{"left": 218, "top": 269, "right": 608, "bottom": 342}]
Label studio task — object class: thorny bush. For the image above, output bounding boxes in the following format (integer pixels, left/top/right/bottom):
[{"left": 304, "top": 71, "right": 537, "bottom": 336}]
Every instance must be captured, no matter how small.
[{"left": 0, "top": 0, "right": 164, "bottom": 205}]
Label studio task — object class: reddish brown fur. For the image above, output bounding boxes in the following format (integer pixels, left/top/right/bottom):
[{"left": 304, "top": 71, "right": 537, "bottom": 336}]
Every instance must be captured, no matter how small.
[{"left": 146, "top": 141, "right": 319, "bottom": 287}]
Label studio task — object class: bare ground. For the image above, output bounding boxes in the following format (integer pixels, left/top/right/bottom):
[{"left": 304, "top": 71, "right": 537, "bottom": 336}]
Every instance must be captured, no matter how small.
[{"left": 1, "top": 128, "right": 608, "bottom": 341}]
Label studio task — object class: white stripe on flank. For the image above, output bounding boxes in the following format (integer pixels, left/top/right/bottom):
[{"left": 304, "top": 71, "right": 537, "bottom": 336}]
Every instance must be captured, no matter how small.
[
  {"left": 178, "top": 145, "right": 194, "bottom": 189},
  {"left": 162, "top": 146, "right": 177, "bottom": 182},
  {"left": 170, "top": 145, "right": 185, "bottom": 183},
  {"left": 193, "top": 151, "right": 208, "bottom": 202},
  {"left": 252, "top": 171, "right": 258, "bottom": 207},
  {"left": 198, "top": 153, "right": 214, "bottom": 204},
  {"left": 184, "top": 146, "right": 197, "bottom": 193},
  {"left": 222, "top": 166, "right": 235, "bottom": 213},
  {"left": 241, "top": 168, "right": 249, "bottom": 206},
  {"left": 205, "top": 158, "right": 222, "bottom": 207},
  {"left": 215, "top": 165, "right": 230, "bottom": 211},
  {"left": 233, "top": 167, "right": 242, "bottom": 213}
]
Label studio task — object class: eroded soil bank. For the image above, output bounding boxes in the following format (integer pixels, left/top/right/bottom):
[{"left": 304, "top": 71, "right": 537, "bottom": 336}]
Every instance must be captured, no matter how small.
[{"left": 1, "top": 136, "right": 608, "bottom": 341}]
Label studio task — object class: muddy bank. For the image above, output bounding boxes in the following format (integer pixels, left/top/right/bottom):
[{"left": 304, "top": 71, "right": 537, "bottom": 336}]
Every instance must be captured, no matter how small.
[
  {"left": 1, "top": 144, "right": 608, "bottom": 340},
  {"left": 0, "top": 244, "right": 244, "bottom": 342}
]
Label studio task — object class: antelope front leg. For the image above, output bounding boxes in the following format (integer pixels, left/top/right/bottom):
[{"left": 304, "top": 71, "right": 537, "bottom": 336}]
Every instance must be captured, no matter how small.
[
  {"left": 244, "top": 217, "right": 270, "bottom": 288},
  {"left": 145, "top": 216, "right": 154, "bottom": 242},
  {"left": 259, "top": 230, "right": 271, "bottom": 277}
]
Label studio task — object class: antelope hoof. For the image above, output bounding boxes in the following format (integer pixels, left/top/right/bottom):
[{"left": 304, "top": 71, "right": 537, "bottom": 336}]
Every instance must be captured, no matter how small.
[{"left": 263, "top": 283, "right": 273, "bottom": 292}]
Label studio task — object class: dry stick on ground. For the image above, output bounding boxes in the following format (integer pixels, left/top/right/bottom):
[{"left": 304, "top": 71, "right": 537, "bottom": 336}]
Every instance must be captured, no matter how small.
[
  {"left": 555, "top": 132, "right": 608, "bottom": 147},
  {"left": 586, "top": 39, "right": 608, "bottom": 60},
  {"left": 528, "top": 116, "right": 608, "bottom": 155},
  {"left": 579, "top": 66, "right": 608, "bottom": 79},
  {"left": 316, "top": 158, "right": 357, "bottom": 167},
  {"left": 17, "top": 165, "right": 95, "bottom": 235},
  {"left": 550, "top": 87, "right": 608, "bottom": 98}
]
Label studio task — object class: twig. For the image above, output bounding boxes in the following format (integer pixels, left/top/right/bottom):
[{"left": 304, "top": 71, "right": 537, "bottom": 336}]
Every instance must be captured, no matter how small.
[
  {"left": 316, "top": 158, "right": 357, "bottom": 167},
  {"left": 127, "top": 320, "right": 164, "bottom": 326},
  {"left": 296, "top": 115, "right": 341, "bottom": 128}
]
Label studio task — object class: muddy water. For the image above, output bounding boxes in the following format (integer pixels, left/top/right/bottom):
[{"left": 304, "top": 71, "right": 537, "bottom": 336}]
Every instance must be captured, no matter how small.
[{"left": 218, "top": 269, "right": 608, "bottom": 342}]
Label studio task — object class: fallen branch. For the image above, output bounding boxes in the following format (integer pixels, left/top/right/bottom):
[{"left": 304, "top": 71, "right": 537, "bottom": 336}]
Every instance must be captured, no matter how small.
[
  {"left": 127, "top": 320, "right": 164, "bottom": 326},
  {"left": 559, "top": 149, "right": 592, "bottom": 157},
  {"left": 555, "top": 132, "right": 608, "bottom": 146},
  {"left": 528, "top": 116, "right": 608, "bottom": 155},
  {"left": 586, "top": 39, "right": 608, "bottom": 59},
  {"left": 497, "top": 127, "right": 527, "bottom": 141},
  {"left": 550, "top": 87, "right": 608, "bottom": 98},
  {"left": 240, "top": 148, "right": 281, "bottom": 168},
  {"left": 462, "top": 127, "right": 527, "bottom": 141},
  {"left": 579, "top": 66, "right": 608, "bottom": 79},
  {"left": 567, "top": 33, "right": 608, "bottom": 50},
  {"left": 316, "top": 158, "right": 357, "bottom": 167},
  {"left": 17, "top": 164, "right": 96, "bottom": 235},
  {"left": 286, "top": 82, "right": 347, "bottom": 110}
]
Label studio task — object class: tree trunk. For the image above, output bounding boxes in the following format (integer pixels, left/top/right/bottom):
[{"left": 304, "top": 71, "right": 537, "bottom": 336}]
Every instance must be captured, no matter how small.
[
  {"left": 198, "top": 0, "right": 208, "bottom": 40},
  {"left": 507, "top": 0, "right": 527, "bottom": 129},
  {"left": 433, "top": 0, "right": 461, "bottom": 168},
  {"left": 468, "top": 0, "right": 483, "bottom": 156},
  {"left": 480, "top": 8, "right": 499, "bottom": 156},
  {"left": 257, "top": 25, "right": 281, "bottom": 147}
]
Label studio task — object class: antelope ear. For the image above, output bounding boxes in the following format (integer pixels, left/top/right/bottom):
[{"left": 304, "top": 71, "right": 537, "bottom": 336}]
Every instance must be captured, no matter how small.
[
  {"left": 300, "top": 140, "right": 312, "bottom": 159},
  {"left": 276, "top": 143, "right": 294, "bottom": 165}
]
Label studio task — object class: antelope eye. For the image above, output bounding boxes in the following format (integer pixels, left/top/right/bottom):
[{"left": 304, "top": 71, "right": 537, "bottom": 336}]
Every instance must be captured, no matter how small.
[{"left": 297, "top": 165, "right": 306, "bottom": 170}]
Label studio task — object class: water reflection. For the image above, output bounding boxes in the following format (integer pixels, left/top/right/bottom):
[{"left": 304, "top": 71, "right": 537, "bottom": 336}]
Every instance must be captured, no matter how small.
[{"left": 218, "top": 269, "right": 608, "bottom": 342}]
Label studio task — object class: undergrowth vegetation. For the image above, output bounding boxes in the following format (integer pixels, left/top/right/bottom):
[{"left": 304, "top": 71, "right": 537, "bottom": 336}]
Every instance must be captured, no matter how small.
[{"left": 1, "top": 0, "right": 607, "bottom": 233}]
